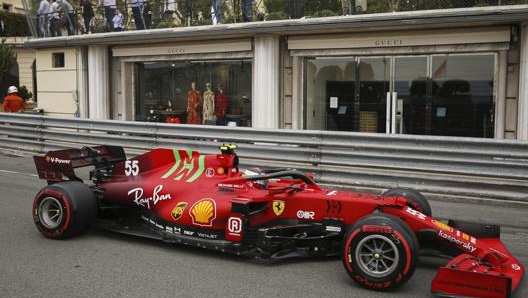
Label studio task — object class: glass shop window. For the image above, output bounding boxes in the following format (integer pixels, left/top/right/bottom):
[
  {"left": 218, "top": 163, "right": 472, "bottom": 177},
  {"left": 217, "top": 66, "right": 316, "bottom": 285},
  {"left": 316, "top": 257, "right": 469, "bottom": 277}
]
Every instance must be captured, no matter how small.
[{"left": 135, "top": 60, "right": 252, "bottom": 127}]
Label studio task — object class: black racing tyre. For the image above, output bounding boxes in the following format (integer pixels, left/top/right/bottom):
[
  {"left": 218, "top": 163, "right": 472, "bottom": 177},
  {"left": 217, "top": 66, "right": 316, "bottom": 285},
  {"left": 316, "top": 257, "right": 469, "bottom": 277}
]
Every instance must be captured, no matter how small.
[
  {"left": 33, "top": 181, "right": 97, "bottom": 239},
  {"left": 383, "top": 187, "right": 432, "bottom": 216},
  {"left": 342, "top": 214, "right": 419, "bottom": 291}
]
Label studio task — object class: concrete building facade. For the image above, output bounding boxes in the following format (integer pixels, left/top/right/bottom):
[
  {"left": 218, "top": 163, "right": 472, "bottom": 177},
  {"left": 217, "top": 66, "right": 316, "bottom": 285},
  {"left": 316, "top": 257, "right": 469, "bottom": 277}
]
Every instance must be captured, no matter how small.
[{"left": 24, "top": 5, "right": 528, "bottom": 139}]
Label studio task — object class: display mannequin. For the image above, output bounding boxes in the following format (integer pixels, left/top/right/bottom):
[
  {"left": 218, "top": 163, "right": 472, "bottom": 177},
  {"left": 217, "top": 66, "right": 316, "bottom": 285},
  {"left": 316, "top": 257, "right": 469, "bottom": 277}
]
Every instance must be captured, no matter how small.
[
  {"left": 186, "top": 81, "right": 203, "bottom": 124},
  {"left": 202, "top": 83, "right": 215, "bottom": 124},
  {"left": 215, "top": 84, "right": 228, "bottom": 125}
]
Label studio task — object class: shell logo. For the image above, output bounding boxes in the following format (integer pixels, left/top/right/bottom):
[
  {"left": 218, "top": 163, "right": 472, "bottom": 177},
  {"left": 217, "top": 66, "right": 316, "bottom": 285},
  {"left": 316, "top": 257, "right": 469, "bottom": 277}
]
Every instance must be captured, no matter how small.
[{"left": 190, "top": 198, "right": 216, "bottom": 226}]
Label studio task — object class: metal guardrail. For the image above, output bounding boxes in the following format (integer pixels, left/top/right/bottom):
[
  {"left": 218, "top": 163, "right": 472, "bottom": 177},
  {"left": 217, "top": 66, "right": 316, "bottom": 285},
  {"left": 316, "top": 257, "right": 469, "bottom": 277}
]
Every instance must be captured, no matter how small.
[{"left": 1, "top": 113, "right": 527, "bottom": 203}]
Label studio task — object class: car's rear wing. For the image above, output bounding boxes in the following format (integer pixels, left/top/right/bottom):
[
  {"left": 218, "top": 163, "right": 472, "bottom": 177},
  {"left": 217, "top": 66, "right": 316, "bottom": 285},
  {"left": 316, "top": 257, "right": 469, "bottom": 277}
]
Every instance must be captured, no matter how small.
[{"left": 33, "top": 146, "right": 126, "bottom": 182}]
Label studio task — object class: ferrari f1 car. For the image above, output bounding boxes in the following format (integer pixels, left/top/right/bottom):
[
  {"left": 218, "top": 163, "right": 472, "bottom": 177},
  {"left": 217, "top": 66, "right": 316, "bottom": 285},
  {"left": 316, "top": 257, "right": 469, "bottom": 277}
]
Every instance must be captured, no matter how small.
[{"left": 32, "top": 145, "right": 524, "bottom": 298}]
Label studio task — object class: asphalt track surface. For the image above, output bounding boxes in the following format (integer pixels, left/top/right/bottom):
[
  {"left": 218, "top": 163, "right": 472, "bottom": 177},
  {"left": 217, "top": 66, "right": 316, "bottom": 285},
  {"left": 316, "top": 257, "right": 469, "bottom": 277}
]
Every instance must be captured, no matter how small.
[{"left": 0, "top": 153, "right": 527, "bottom": 298}]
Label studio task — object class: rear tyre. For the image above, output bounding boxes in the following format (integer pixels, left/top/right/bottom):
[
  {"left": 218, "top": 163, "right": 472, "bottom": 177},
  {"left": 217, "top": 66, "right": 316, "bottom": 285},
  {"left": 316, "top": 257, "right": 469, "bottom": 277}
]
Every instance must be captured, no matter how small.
[
  {"left": 342, "top": 214, "right": 419, "bottom": 290},
  {"left": 33, "top": 181, "right": 97, "bottom": 239},
  {"left": 383, "top": 187, "right": 432, "bottom": 216}
]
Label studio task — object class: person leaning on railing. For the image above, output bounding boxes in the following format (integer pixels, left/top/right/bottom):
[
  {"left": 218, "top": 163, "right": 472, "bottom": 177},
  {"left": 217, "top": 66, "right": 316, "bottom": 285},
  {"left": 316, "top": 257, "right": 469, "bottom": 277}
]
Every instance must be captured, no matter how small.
[
  {"left": 112, "top": 8, "right": 124, "bottom": 31},
  {"left": 48, "top": 0, "right": 62, "bottom": 37},
  {"left": 81, "top": 0, "right": 94, "bottom": 34},
  {"left": 57, "top": 0, "right": 76, "bottom": 35},
  {"left": 99, "top": 0, "right": 116, "bottom": 32},
  {"left": 130, "top": 0, "right": 145, "bottom": 29}
]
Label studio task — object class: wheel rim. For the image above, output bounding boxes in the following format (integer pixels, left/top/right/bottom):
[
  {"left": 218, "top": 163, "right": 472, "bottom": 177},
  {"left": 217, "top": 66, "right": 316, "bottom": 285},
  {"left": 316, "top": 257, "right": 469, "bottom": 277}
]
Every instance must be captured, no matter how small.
[
  {"left": 38, "top": 196, "right": 64, "bottom": 229},
  {"left": 355, "top": 234, "right": 399, "bottom": 278}
]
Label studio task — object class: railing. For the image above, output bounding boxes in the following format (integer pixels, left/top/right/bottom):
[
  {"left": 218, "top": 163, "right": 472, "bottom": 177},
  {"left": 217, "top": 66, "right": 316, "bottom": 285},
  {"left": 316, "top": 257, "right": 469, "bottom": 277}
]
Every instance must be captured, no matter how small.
[
  {"left": 1, "top": 113, "right": 528, "bottom": 203},
  {"left": 21, "top": 0, "right": 528, "bottom": 38}
]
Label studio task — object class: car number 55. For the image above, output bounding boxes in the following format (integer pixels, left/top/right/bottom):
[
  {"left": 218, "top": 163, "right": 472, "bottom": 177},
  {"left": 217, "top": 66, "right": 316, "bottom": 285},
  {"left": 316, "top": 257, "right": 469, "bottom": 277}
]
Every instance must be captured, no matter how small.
[{"left": 125, "top": 160, "right": 139, "bottom": 176}]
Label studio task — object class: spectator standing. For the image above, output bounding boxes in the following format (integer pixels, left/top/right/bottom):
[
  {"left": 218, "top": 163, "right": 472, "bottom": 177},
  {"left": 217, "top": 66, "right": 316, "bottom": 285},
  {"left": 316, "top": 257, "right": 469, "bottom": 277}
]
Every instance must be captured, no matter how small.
[
  {"left": 38, "top": 0, "right": 51, "bottom": 37},
  {"left": 112, "top": 9, "right": 124, "bottom": 31},
  {"left": 81, "top": 0, "right": 94, "bottom": 33},
  {"left": 341, "top": 0, "right": 351, "bottom": 15},
  {"left": 211, "top": 0, "right": 222, "bottom": 24},
  {"left": 57, "top": 0, "right": 76, "bottom": 35},
  {"left": 99, "top": 0, "right": 116, "bottom": 32},
  {"left": 131, "top": 0, "right": 145, "bottom": 29},
  {"left": 48, "top": 0, "right": 62, "bottom": 37},
  {"left": 0, "top": 18, "right": 5, "bottom": 36},
  {"left": 241, "top": 0, "right": 252, "bottom": 22},
  {"left": 287, "top": 0, "right": 301, "bottom": 19},
  {"left": 142, "top": 1, "right": 151, "bottom": 29},
  {"left": 3, "top": 86, "right": 26, "bottom": 113},
  {"left": 162, "top": 0, "right": 175, "bottom": 21}
]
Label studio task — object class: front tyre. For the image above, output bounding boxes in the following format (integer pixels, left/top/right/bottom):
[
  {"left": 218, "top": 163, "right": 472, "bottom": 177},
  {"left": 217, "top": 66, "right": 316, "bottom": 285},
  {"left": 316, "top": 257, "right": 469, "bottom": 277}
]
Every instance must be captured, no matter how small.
[
  {"left": 33, "top": 181, "right": 97, "bottom": 239},
  {"left": 383, "top": 187, "right": 431, "bottom": 216},
  {"left": 342, "top": 214, "right": 419, "bottom": 291}
]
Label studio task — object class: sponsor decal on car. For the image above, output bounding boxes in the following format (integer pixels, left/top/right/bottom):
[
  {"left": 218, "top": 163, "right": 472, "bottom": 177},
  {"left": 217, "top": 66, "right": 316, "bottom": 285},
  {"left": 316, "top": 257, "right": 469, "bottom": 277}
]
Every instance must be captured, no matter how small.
[
  {"left": 437, "top": 230, "right": 476, "bottom": 252},
  {"left": 217, "top": 183, "right": 246, "bottom": 189},
  {"left": 165, "top": 226, "right": 182, "bottom": 234},
  {"left": 326, "top": 200, "right": 342, "bottom": 214},
  {"left": 171, "top": 202, "right": 188, "bottom": 221},
  {"left": 161, "top": 150, "right": 205, "bottom": 182},
  {"left": 297, "top": 210, "right": 315, "bottom": 220},
  {"left": 272, "top": 200, "right": 285, "bottom": 216},
  {"left": 325, "top": 226, "right": 342, "bottom": 233},
  {"left": 205, "top": 167, "right": 215, "bottom": 177},
  {"left": 196, "top": 232, "right": 219, "bottom": 239},
  {"left": 190, "top": 198, "right": 216, "bottom": 226},
  {"left": 139, "top": 215, "right": 223, "bottom": 239},
  {"left": 431, "top": 220, "right": 453, "bottom": 232},
  {"left": 45, "top": 155, "right": 71, "bottom": 164},
  {"left": 226, "top": 216, "right": 244, "bottom": 242},
  {"left": 228, "top": 217, "right": 242, "bottom": 235},
  {"left": 456, "top": 230, "right": 477, "bottom": 244},
  {"left": 405, "top": 206, "right": 426, "bottom": 220},
  {"left": 129, "top": 185, "right": 172, "bottom": 209}
]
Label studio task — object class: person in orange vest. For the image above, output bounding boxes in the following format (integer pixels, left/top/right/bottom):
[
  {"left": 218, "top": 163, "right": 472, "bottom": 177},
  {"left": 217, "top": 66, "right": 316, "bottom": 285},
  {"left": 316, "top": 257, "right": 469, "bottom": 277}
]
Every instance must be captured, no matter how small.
[{"left": 3, "top": 86, "right": 26, "bottom": 113}]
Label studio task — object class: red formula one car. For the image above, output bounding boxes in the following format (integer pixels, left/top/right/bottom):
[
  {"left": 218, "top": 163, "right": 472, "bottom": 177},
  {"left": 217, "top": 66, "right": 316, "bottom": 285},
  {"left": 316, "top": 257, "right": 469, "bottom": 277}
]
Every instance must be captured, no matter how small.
[{"left": 32, "top": 145, "right": 524, "bottom": 298}]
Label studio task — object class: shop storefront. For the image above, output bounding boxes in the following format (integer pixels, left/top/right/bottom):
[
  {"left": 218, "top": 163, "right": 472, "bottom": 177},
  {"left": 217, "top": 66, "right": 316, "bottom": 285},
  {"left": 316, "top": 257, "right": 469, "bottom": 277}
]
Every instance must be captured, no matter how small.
[
  {"left": 289, "top": 27, "right": 511, "bottom": 138},
  {"left": 302, "top": 54, "right": 495, "bottom": 137},
  {"left": 112, "top": 39, "right": 254, "bottom": 127}
]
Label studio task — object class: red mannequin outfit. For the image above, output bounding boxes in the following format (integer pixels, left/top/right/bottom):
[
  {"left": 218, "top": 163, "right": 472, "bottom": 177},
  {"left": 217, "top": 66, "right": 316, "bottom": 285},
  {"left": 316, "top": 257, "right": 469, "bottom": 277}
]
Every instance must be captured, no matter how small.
[
  {"left": 3, "top": 93, "right": 26, "bottom": 113},
  {"left": 186, "top": 87, "right": 203, "bottom": 124},
  {"left": 215, "top": 89, "right": 228, "bottom": 125}
]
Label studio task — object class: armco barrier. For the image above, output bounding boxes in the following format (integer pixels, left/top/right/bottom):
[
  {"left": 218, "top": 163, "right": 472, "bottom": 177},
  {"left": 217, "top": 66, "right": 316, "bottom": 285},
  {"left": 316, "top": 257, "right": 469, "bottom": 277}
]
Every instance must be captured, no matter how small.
[{"left": 1, "top": 113, "right": 527, "bottom": 203}]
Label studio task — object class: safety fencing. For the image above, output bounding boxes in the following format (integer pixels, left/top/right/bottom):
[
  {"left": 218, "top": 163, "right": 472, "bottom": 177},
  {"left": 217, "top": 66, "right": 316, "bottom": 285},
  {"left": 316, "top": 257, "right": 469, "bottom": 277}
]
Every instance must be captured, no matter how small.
[{"left": 1, "top": 113, "right": 528, "bottom": 203}]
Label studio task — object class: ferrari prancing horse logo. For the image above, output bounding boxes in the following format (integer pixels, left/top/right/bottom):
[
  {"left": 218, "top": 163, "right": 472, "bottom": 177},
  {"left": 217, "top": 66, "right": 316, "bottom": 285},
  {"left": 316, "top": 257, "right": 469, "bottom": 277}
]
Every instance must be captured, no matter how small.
[{"left": 273, "top": 200, "right": 285, "bottom": 216}]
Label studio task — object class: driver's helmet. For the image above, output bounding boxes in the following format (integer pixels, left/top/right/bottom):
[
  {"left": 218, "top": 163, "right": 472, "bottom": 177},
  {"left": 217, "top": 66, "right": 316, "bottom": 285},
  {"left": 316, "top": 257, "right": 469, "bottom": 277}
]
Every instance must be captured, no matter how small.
[{"left": 243, "top": 168, "right": 268, "bottom": 189}]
